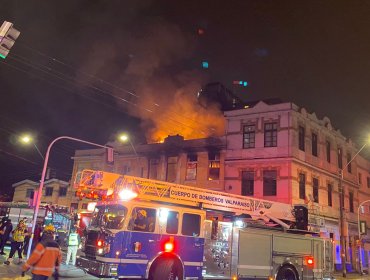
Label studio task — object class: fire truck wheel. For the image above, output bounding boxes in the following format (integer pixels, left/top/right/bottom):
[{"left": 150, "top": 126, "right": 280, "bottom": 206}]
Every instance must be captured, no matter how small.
[
  {"left": 276, "top": 265, "right": 298, "bottom": 280},
  {"left": 149, "top": 258, "right": 183, "bottom": 280}
]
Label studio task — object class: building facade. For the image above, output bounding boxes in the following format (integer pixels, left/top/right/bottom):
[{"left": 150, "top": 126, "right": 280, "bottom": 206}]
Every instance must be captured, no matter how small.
[
  {"left": 70, "top": 101, "right": 370, "bottom": 272},
  {"left": 71, "top": 135, "right": 226, "bottom": 210},
  {"left": 12, "top": 178, "right": 79, "bottom": 209},
  {"left": 224, "top": 101, "right": 370, "bottom": 272}
]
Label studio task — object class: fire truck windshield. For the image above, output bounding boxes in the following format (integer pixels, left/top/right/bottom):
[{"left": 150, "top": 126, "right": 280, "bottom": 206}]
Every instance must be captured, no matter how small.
[{"left": 91, "top": 205, "right": 127, "bottom": 230}]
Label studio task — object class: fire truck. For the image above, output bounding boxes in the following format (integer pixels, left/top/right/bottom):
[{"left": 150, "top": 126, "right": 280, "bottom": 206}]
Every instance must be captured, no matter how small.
[{"left": 75, "top": 170, "right": 333, "bottom": 280}]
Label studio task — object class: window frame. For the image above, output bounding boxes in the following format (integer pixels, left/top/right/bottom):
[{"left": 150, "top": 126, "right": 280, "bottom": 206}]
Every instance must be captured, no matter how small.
[
  {"left": 241, "top": 171, "right": 254, "bottom": 196},
  {"left": 59, "top": 187, "right": 67, "bottom": 197},
  {"left": 349, "top": 192, "right": 354, "bottom": 213},
  {"left": 327, "top": 184, "right": 333, "bottom": 207},
  {"left": 181, "top": 213, "right": 201, "bottom": 236},
  {"left": 264, "top": 122, "right": 277, "bottom": 147},
  {"left": 312, "top": 178, "right": 319, "bottom": 203},
  {"left": 26, "top": 188, "right": 34, "bottom": 199},
  {"left": 298, "top": 126, "right": 305, "bottom": 151},
  {"left": 326, "top": 140, "right": 331, "bottom": 163},
  {"left": 263, "top": 170, "right": 277, "bottom": 196},
  {"left": 299, "top": 173, "right": 306, "bottom": 200},
  {"left": 208, "top": 153, "right": 220, "bottom": 181},
  {"left": 45, "top": 187, "right": 53, "bottom": 197},
  {"left": 311, "top": 132, "right": 318, "bottom": 157},
  {"left": 338, "top": 147, "right": 343, "bottom": 169},
  {"left": 243, "top": 124, "right": 256, "bottom": 149}
]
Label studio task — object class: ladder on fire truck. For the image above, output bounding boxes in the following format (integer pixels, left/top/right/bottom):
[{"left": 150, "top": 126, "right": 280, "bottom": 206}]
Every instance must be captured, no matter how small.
[{"left": 74, "top": 169, "right": 296, "bottom": 225}]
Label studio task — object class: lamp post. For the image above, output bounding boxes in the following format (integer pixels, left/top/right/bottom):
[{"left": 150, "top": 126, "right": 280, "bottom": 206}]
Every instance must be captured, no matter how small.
[
  {"left": 26, "top": 136, "right": 113, "bottom": 259},
  {"left": 118, "top": 133, "right": 140, "bottom": 175},
  {"left": 339, "top": 140, "right": 369, "bottom": 277},
  {"left": 357, "top": 199, "right": 370, "bottom": 275}
]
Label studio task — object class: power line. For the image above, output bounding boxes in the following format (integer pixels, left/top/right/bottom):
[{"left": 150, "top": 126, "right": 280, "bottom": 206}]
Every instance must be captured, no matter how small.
[{"left": 12, "top": 45, "right": 210, "bottom": 136}]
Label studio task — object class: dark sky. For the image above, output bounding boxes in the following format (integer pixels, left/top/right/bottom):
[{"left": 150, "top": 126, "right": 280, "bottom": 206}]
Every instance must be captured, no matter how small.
[{"left": 1, "top": 1, "right": 370, "bottom": 195}]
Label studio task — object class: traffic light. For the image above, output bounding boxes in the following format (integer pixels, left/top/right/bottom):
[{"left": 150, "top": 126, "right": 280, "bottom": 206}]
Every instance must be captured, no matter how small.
[
  {"left": 0, "top": 21, "right": 20, "bottom": 59},
  {"left": 294, "top": 205, "right": 308, "bottom": 230}
]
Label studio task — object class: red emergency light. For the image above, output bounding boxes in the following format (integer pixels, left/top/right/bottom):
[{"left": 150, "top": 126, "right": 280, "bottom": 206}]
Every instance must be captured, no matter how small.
[
  {"left": 97, "top": 240, "right": 104, "bottom": 247},
  {"left": 305, "top": 256, "right": 314, "bottom": 267}
]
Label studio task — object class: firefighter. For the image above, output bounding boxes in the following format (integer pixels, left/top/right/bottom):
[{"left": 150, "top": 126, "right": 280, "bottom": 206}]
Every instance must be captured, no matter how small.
[
  {"left": 133, "top": 209, "right": 148, "bottom": 231},
  {"left": 65, "top": 228, "right": 80, "bottom": 266},
  {"left": 22, "top": 224, "right": 62, "bottom": 280},
  {"left": 4, "top": 219, "right": 27, "bottom": 265},
  {"left": 0, "top": 218, "right": 12, "bottom": 255}
]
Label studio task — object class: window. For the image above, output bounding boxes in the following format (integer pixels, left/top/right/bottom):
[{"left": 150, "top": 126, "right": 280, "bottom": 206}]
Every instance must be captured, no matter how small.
[
  {"left": 166, "top": 210, "right": 179, "bottom": 234},
  {"left": 121, "top": 165, "right": 130, "bottom": 175},
  {"left": 149, "top": 158, "right": 159, "bottom": 180},
  {"left": 208, "top": 153, "right": 220, "bottom": 180},
  {"left": 59, "top": 187, "right": 67, "bottom": 197},
  {"left": 298, "top": 126, "right": 305, "bottom": 151},
  {"left": 182, "top": 213, "right": 201, "bottom": 236},
  {"left": 312, "top": 133, "right": 318, "bottom": 157},
  {"left": 186, "top": 154, "right": 197, "bottom": 180},
  {"left": 338, "top": 148, "right": 343, "bottom": 169},
  {"left": 128, "top": 207, "right": 156, "bottom": 232},
  {"left": 349, "top": 192, "right": 354, "bottom": 213},
  {"left": 241, "top": 171, "right": 254, "bottom": 196},
  {"left": 264, "top": 122, "right": 277, "bottom": 147},
  {"left": 299, "top": 173, "right": 306, "bottom": 199},
  {"left": 347, "top": 153, "right": 352, "bottom": 173},
  {"left": 45, "top": 187, "right": 53, "bottom": 196},
  {"left": 328, "top": 184, "right": 333, "bottom": 207},
  {"left": 70, "top": 203, "right": 78, "bottom": 211},
  {"left": 367, "top": 177, "right": 370, "bottom": 188},
  {"left": 326, "top": 141, "right": 331, "bottom": 162},
  {"left": 359, "top": 173, "right": 362, "bottom": 185},
  {"left": 81, "top": 203, "right": 88, "bottom": 210},
  {"left": 26, "top": 189, "right": 34, "bottom": 199},
  {"left": 312, "top": 178, "right": 319, "bottom": 203},
  {"left": 166, "top": 156, "right": 177, "bottom": 182},
  {"left": 243, "top": 125, "right": 255, "bottom": 148},
  {"left": 93, "top": 205, "right": 128, "bottom": 230},
  {"left": 263, "top": 170, "right": 277, "bottom": 196}
]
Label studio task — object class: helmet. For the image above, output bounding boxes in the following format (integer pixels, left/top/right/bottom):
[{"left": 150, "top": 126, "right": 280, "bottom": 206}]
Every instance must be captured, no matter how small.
[
  {"left": 138, "top": 210, "right": 147, "bottom": 217},
  {"left": 44, "top": 224, "right": 55, "bottom": 233}
]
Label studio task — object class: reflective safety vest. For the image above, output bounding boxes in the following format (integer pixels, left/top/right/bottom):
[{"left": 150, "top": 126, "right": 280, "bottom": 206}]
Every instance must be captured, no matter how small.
[
  {"left": 13, "top": 228, "right": 25, "bottom": 242},
  {"left": 68, "top": 233, "right": 79, "bottom": 246}
]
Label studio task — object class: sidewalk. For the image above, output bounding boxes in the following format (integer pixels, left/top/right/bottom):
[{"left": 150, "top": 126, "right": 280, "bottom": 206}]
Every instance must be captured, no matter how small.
[{"left": 0, "top": 246, "right": 97, "bottom": 279}]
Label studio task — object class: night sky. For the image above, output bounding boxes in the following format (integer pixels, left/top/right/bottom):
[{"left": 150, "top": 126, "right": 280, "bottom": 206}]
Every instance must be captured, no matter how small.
[{"left": 1, "top": 1, "right": 370, "bottom": 196}]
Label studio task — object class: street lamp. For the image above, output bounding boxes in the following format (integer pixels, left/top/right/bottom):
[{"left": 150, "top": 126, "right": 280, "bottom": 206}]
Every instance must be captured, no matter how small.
[
  {"left": 19, "top": 134, "right": 44, "bottom": 160},
  {"left": 118, "top": 133, "right": 140, "bottom": 174},
  {"left": 339, "top": 139, "right": 370, "bottom": 277},
  {"left": 26, "top": 136, "right": 114, "bottom": 259},
  {"left": 357, "top": 199, "right": 370, "bottom": 275}
]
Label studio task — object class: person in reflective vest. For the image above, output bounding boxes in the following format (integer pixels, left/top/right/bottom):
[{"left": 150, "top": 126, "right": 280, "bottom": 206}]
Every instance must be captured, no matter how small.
[
  {"left": 65, "top": 228, "right": 80, "bottom": 266},
  {"left": 22, "top": 224, "right": 62, "bottom": 280}
]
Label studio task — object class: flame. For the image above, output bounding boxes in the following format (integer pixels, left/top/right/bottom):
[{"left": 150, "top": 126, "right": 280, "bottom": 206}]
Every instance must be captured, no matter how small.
[
  {"left": 148, "top": 89, "right": 225, "bottom": 142},
  {"left": 127, "top": 74, "right": 225, "bottom": 143}
]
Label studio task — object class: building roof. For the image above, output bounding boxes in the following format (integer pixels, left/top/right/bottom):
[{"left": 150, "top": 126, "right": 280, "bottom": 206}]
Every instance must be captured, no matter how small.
[{"left": 12, "top": 178, "right": 69, "bottom": 188}]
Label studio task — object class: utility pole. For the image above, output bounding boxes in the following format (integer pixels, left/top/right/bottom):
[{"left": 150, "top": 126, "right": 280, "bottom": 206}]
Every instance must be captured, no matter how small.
[{"left": 339, "top": 169, "right": 347, "bottom": 277}]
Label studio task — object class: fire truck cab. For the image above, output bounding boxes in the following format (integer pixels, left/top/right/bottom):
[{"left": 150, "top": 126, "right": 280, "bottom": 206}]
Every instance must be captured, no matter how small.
[{"left": 75, "top": 170, "right": 333, "bottom": 280}]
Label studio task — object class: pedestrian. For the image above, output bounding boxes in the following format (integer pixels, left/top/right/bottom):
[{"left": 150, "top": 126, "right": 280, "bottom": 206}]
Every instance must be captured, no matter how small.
[
  {"left": 65, "top": 227, "right": 80, "bottom": 266},
  {"left": 22, "top": 225, "right": 31, "bottom": 256},
  {"left": 22, "top": 224, "right": 62, "bottom": 280},
  {"left": 0, "top": 218, "right": 13, "bottom": 255},
  {"left": 0, "top": 217, "right": 8, "bottom": 255},
  {"left": 31, "top": 223, "right": 43, "bottom": 252},
  {"left": 4, "top": 219, "right": 27, "bottom": 265}
]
